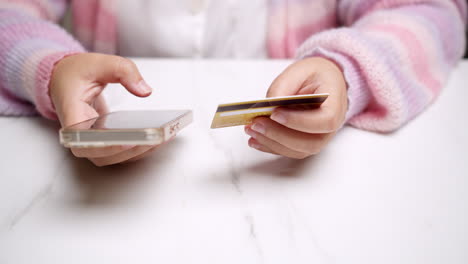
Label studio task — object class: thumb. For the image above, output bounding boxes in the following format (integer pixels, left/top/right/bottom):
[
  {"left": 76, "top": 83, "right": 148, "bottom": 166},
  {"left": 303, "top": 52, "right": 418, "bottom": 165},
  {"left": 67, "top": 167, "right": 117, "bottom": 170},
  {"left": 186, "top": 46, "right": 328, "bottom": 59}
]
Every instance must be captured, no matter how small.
[
  {"left": 92, "top": 54, "right": 152, "bottom": 97},
  {"left": 266, "top": 59, "right": 319, "bottom": 98}
]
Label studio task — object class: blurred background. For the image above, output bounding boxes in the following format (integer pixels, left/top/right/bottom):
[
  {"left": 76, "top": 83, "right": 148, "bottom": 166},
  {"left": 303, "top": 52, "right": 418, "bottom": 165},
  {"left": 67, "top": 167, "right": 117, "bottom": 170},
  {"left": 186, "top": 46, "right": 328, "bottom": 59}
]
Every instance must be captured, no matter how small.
[{"left": 61, "top": 5, "right": 468, "bottom": 58}]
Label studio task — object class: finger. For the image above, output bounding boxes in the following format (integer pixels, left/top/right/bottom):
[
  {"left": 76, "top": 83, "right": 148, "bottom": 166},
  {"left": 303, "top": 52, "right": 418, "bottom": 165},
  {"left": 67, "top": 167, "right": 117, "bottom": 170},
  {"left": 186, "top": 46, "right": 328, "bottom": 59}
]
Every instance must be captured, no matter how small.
[
  {"left": 91, "top": 54, "right": 152, "bottom": 97},
  {"left": 123, "top": 135, "right": 175, "bottom": 163},
  {"left": 266, "top": 60, "right": 319, "bottom": 98},
  {"left": 247, "top": 137, "right": 278, "bottom": 155},
  {"left": 60, "top": 101, "right": 100, "bottom": 127},
  {"left": 71, "top": 145, "right": 135, "bottom": 158},
  {"left": 89, "top": 145, "right": 155, "bottom": 167},
  {"left": 269, "top": 107, "right": 343, "bottom": 134},
  {"left": 93, "top": 94, "right": 109, "bottom": 116},
  {"left": 123, "top": 144, "right": 160, "bottom": 163},
  {"left": 61, "top": 94, "right": 108, "bottom": 127},
  {"left": 245, "top": 127, "right": 310, "bottom": 159},
  {"left": 124, "top": 135, "right": 175, "bottom": 163},
  {"left": 250, "top": 117, "right": 332, "bottom": 154}
]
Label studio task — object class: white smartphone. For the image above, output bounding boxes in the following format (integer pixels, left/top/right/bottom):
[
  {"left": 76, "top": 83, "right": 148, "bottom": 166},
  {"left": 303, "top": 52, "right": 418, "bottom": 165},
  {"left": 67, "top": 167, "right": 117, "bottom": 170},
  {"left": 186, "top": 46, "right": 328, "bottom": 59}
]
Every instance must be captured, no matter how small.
[{"left": 59, "top": 110, "right": 193, "bottom": 148}]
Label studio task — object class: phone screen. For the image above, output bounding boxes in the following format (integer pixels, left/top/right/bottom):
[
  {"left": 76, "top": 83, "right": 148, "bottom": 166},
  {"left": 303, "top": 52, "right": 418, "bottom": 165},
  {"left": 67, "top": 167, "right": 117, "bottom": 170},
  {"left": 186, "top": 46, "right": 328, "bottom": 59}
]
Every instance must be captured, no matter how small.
[
  {"left": 65, "top": 110, "right": 191, "bottom": 130},
  {"left": 60, "top": 110, "right": 193, "bottom": 147}
]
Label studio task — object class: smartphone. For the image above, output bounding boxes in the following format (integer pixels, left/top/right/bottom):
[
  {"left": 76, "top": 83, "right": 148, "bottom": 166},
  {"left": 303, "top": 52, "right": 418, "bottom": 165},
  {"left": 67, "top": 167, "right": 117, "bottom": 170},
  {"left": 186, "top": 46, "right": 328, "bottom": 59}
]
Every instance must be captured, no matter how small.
[{"left": 60, "top": 110, "right": 193, "bottom": 147}]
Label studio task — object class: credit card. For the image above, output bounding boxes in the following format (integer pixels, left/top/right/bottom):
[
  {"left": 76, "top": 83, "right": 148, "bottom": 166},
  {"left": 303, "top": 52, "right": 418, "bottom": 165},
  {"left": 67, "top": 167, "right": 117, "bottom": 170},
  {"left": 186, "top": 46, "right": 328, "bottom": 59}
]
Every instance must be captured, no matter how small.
[{"left": 210, "top": 93, "right": 329, "bottom": 129}]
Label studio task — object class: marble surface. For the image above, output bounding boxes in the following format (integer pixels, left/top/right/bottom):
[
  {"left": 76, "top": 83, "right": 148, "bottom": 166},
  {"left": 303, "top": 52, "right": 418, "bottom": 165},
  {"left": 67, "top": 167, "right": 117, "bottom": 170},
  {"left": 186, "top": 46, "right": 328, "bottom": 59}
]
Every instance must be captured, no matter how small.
[{"left": 1, "top": 59, "right": 467, "bottom": 264}]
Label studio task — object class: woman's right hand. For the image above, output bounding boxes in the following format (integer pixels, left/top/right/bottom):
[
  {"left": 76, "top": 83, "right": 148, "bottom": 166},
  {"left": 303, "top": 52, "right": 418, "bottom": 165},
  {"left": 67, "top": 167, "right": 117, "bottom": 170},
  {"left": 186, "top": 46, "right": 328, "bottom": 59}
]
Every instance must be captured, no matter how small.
[{"left": 49, "top": 53, "right": 160, "bottom": 166}]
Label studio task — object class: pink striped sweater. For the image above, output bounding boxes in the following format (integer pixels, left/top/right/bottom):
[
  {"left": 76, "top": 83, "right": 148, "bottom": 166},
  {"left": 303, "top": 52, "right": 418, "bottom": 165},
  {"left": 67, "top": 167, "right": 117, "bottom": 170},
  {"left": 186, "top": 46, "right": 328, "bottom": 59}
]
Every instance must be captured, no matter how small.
[{"left": 0, "top": 0, "right": 466, "bottom": 132}]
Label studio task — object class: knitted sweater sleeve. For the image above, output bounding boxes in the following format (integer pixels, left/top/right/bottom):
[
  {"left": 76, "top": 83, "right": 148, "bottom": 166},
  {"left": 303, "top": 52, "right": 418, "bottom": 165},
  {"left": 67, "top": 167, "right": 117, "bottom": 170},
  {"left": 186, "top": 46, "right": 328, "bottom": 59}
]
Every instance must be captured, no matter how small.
[
  {"left": 297, "top": 0, "right": 467, "bottom": 132},
  {"left": 0, "top": 0, "right": 85, "bottom": 119}
]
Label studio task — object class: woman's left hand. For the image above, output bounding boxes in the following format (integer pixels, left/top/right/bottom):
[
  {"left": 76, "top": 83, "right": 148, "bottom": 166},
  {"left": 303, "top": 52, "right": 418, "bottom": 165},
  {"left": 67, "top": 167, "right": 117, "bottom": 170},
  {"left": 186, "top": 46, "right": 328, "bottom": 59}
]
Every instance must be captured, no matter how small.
[{"left": 245, "top": 57, "right": 348, "bottom": 159}]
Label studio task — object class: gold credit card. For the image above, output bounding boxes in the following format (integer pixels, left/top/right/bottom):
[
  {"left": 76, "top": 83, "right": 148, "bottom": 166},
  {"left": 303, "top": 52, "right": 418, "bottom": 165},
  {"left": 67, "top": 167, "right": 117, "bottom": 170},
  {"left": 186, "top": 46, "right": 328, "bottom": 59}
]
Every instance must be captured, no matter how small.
[{"left": 210, "top": 93, "right": 329, "bottom": 129}]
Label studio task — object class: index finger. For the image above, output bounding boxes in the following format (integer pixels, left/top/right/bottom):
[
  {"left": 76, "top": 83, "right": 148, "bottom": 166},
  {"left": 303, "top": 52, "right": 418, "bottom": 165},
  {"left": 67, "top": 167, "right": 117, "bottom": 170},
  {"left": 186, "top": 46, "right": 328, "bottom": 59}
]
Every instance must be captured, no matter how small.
[{"left": 70, "top": 145, "right": 135, "bottom": 158}]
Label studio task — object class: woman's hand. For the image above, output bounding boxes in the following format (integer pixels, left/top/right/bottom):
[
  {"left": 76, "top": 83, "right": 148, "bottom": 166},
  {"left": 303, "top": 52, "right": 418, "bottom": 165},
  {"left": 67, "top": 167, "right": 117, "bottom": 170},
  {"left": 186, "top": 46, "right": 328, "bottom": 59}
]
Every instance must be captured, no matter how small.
[
  {"left": 245, "top": 57, "right": 348, "bottom": 159},
  {"left": 49, "top": 53, "right": 159, "bottom": 166}
]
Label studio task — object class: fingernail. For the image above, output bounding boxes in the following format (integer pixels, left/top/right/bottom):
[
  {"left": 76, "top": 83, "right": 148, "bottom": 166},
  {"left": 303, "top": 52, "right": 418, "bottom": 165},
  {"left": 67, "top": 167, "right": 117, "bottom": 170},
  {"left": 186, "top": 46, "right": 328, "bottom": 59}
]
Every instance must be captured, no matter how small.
[
  {"left": 245, "top": 127, "right": 257, "bottom": 139},
  {"left": 136, "top": 80, "right": 152, "bottom": 94},
  {"left": 251, "top": 122, "right": 266, "bottom": 135},
  {"left": 271, "top": 111, "right": 286, "bottom": 124}
]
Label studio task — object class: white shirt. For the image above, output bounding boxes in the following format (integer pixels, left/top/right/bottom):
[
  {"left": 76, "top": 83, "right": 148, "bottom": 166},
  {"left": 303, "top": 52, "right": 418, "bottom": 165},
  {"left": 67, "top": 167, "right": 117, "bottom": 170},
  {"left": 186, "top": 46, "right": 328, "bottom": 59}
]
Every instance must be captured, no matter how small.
[{"left": 117, "top": 0, "right": 268, "bottom": 58}]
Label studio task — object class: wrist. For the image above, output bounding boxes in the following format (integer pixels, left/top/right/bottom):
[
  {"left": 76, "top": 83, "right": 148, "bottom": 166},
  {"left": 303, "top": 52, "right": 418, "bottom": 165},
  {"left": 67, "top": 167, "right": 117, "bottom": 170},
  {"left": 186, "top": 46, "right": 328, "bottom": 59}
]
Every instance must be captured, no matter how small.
[{"left": 33, "top": 51, "right": 83, "bottom": 120}]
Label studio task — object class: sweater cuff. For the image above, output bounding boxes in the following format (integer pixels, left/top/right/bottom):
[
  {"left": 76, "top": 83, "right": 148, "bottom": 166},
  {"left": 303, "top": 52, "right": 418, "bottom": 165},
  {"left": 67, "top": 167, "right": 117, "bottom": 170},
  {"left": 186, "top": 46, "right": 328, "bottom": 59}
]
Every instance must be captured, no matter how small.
[
  {"left": 34, "top": 50, "right": 83, "bottom": 120},
  {"left": 297, "top": 47, "right": 371, "bottom": 124}
]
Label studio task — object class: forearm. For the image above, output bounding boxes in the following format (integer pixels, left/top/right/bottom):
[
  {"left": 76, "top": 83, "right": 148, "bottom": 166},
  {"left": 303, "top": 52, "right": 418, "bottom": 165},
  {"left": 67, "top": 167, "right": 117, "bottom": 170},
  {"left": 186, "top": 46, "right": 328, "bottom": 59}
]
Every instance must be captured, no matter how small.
[
  {"left": 297, "top": 0, "right": 466, "bottom": 132},
  {"left": 0, "top": 2, "right": 85, "bottom": 119}
]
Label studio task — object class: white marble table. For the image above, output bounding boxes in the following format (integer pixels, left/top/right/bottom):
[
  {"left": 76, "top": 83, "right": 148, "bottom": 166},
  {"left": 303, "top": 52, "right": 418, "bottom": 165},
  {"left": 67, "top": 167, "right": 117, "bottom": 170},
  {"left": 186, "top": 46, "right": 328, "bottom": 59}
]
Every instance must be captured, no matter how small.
[{"left": 1, "top": 59, "right": 467, "bottom": 264}]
